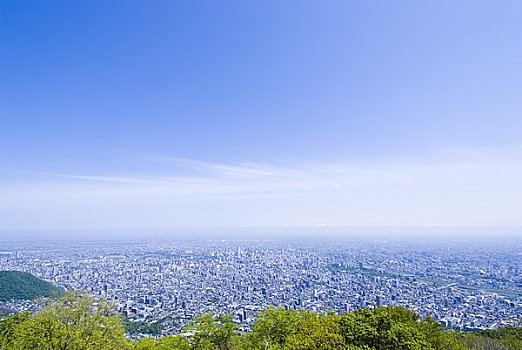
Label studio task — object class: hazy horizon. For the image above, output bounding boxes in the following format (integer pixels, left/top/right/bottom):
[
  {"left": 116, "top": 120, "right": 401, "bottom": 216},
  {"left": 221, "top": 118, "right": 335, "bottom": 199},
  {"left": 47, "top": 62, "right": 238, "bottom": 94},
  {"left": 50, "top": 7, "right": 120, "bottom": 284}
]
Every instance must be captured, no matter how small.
[{"left": 1, "top": 224, "right": 521, "bottom": 242}]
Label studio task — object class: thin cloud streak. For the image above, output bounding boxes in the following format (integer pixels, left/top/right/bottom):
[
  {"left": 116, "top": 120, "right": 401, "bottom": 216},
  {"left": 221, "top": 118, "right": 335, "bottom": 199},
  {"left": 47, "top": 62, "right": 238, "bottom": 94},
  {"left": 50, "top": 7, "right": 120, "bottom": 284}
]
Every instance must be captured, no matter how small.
[
  {"left": 1, "top": 150, "right": 522, "bottom": 230},
  {"left": 143, "top": 155, "right": 293, "bottom": 178}
]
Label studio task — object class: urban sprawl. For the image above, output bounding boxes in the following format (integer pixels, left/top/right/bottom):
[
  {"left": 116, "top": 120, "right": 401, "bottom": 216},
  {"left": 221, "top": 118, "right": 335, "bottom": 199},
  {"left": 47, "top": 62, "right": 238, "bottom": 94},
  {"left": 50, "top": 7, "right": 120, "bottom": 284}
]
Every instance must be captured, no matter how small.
[{"left": 1, "top": 237, "right": 520, "bottom": 334}]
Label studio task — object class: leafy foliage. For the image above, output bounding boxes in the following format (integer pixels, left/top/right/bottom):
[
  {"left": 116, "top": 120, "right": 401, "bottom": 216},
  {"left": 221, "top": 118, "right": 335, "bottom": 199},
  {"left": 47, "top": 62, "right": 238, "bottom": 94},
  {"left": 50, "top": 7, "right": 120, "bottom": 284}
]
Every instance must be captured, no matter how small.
[
  {"left": 341, "top": 306, "right": 472, "bottom": 350},
  {"left": 133, "top": 335, "right": 190, "bottom": 350},
  {"left": 0, "top": 271, "right": 61, "bottom": 301},
  {"left": 184, "top": 313, "right": 240, "bottom": 350},
  {"left": 124, "top": 318, "right": 164, "bottom": 336},
  {"left": 478, "top": 327, "right": 522, "bottom": 342},
  {"left": 458, "top": 327, "right": 522, "bottom": 350},
  {"left": 0, "top": 311, "right": 30, "bottom": 349},
  {"left": 0, "top": 292, "right": 520, "bottom": 350},
  {"left": 252, "top": 308, "right": 344, "bottom": 350},
  {"left": 0, "top": 291, "right": 129, "bottom": 350}
]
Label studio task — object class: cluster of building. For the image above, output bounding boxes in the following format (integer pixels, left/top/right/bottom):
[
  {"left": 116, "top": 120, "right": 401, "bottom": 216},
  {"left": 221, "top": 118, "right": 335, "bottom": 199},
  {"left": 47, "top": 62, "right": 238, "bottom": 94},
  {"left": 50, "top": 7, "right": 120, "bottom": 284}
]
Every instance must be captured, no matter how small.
[{"left": 0, "top": 237, "right": 520, "bottom": 333}]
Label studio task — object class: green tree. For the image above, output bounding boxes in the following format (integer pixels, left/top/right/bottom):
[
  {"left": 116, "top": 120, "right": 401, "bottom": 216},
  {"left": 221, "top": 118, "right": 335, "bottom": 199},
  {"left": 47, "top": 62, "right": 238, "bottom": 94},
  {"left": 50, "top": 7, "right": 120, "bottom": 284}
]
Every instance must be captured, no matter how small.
[
  {"left": 184, "top": 313, "right": 238, "bottom": 350},
  {"left": 340, "top": 306, "right": 433, "bottom": 350},
  {"left": 458, "top": 333, "right": 510, "bottom": 350},
  {"left": 0, "top": 310, "right": 30, "bottom": 349},
  {"left": 134, "top": 335, "right": 190, "bottom": 350},
  {"left": 134, "top": 338, "right": 157, "bottom": 350},
  {"left": 283, "top": 311, "right": 344, "bottom": 350},
  {"left": 418, "top": 317, "right": 466, "bottom": 350},
  {"left": 5, "top": 291, "right": 129, "bottom": 350},
  {"left": 159, "top": 335, "right": 192, "bottom": 350},
  {"left": 251, "top": 308, "right": 345, "bottom": 350},
  {"left": 458, "top": 329, "right": 522, "bottom": 350},
  {"left": 251, "top": 307, "right": 301, "bottom": 349}
]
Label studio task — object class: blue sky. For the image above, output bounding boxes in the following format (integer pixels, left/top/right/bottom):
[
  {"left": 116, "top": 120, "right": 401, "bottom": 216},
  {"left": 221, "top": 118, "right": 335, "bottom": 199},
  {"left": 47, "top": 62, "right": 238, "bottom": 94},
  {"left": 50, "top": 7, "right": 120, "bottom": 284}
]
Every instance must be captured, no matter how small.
[{"left": 1, "top": 1, "right": 521, "bottom": 232}]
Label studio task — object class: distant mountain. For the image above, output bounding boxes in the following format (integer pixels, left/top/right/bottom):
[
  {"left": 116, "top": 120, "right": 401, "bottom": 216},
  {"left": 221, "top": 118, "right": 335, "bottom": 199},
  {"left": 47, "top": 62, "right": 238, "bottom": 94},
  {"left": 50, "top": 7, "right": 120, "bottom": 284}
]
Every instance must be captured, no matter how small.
[{"left": 0, "top": 271, "right": 61, "bottom": 301}]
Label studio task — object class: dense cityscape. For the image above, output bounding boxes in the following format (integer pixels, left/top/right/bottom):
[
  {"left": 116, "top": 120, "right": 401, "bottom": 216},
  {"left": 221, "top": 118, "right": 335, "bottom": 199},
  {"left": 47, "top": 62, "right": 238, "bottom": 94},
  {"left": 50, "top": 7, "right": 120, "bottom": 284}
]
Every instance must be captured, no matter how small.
[{"left": 0, "top": 236, "right": 521, "bottom": 335}]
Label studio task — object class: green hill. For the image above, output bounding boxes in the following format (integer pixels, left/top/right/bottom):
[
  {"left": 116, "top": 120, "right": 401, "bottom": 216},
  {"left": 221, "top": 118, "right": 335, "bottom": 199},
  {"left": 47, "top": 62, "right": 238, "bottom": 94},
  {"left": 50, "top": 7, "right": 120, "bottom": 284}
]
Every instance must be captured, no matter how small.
[{"left": 0, "top": 271, "right": 61, "bottom": 301}]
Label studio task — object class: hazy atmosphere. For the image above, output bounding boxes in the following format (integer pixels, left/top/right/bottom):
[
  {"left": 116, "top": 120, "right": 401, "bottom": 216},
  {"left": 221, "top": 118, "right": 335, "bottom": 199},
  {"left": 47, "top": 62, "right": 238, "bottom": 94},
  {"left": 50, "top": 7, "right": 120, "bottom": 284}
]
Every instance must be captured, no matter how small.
[
  {"left": 1, "top": 3, "right": 521, "bottom": 348},
  {"left": 1, "top": 1, "right": 521, "bottom": 234}
]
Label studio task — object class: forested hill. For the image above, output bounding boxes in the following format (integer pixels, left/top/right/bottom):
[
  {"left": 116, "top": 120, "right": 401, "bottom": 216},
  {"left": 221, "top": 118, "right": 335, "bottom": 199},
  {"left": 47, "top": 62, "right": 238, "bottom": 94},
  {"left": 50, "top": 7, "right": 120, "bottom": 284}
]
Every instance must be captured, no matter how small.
[{"left": 0, "top": 271, "right": 61, "bottom": 301}]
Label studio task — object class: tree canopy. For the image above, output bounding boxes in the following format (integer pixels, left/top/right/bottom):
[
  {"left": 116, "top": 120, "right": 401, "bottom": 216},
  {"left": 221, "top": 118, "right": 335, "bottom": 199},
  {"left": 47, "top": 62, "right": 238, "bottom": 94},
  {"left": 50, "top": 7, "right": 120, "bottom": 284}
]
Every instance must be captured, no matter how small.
[
  {"left": 1, "top": 291, "right": 127, "bottom": 350},
  {"left": 1, "top": 292, "right": 520, "bottom": 350}
]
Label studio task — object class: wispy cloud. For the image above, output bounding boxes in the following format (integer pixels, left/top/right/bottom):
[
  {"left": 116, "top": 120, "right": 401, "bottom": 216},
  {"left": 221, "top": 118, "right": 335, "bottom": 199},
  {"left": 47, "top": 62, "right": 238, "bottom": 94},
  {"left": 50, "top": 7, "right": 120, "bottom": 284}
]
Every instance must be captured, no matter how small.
[
  {"left": 1, "top": 148, "right": 522, "bottom": 230},
  {"left": 144, "top": 155, "right": 292, "bottom": 178}
]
